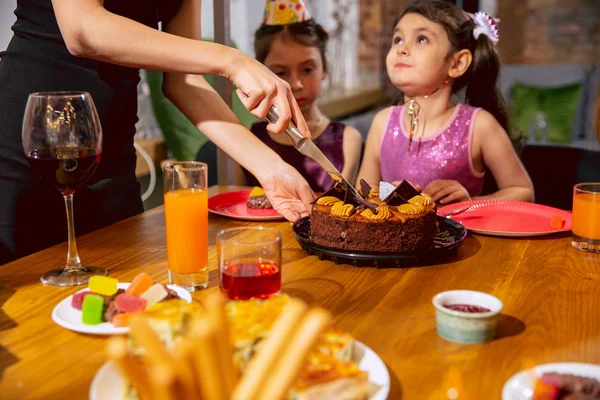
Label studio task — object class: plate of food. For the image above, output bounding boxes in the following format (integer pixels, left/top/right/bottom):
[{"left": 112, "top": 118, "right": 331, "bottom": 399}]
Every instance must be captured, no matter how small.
[
  {"left": 51, "top": 273, "right": 192, "bottom": 335},
  {"left": 208, "top": 187, "right": 284, "bottom": 221},
  {"left": 502, "top": 362, "right": 600, "bottom": 399},
  {"left": 89, "top": 294, "right": 390, "bottom": 400},
  {"left": 438, "top": 200, "right": 572, "bottom": 237}
]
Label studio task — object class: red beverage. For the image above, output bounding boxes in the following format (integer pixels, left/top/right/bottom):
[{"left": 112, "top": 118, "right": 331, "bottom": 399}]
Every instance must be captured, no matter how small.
[
  {"left": 220, "top": 259, "right": 281, "bottom": 300},
  {"left": 444, "top": 303, "right": 491, "bottom": 313},
  {"left": 27, "top": 147, "right": 100, "bottom": 194}
]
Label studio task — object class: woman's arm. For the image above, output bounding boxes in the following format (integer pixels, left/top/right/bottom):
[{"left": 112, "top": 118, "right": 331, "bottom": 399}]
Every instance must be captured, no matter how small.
[
  {"left": 50, "top": 0, "right": 308, "bottom": 136},
  {"left": 160, "top": 0, "right": 315, "bottom": 220},
  {"left": 340, "top": 126, "right": 363, "bottom": 186},
  {"left": 355, "top": 108, "right": 389, "bottom": 187},
  {"left": 472, "top": 110, "right": 534, "bottom": 202}
]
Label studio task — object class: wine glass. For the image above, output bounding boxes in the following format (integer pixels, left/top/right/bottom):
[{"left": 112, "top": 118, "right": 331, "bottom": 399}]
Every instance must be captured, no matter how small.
[{"left": 22, "top": 91, "right": 107, "bottom": 286}]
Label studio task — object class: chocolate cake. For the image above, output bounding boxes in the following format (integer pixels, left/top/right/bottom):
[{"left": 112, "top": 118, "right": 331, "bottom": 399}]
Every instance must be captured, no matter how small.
[{"left": 310, "top": 180, "right": 436, "bottom": 252}]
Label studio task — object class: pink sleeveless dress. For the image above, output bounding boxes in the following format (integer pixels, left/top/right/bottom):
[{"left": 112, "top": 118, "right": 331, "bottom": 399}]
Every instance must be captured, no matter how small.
[{"left": 379, "top": 104, "right": 485, "bottom": 196}]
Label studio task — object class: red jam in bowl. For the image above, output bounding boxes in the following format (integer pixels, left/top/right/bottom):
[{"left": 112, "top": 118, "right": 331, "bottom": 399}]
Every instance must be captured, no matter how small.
[{"left": 444, "top": 304, "right": 491, "bottom": 313}]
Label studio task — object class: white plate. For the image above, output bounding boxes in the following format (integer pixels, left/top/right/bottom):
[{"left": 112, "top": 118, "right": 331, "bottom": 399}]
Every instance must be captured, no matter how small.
[
  {"left": 51, "top": 282, "right": 192, "bottom": 335},
  {"left": 502, "top": 362, "right": 600, "bottom": 399},
  {"left": 89, "top": 340, "right": 391, "bottom": 400}
]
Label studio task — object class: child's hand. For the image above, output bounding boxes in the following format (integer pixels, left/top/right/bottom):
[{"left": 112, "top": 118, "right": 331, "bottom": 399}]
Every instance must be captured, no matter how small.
[{"left": 423, "top": 180, "right": 471, "bottom": 205}]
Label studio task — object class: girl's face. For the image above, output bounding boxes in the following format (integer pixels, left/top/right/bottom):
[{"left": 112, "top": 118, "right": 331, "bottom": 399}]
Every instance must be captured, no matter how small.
[
  {"left": 386, "top": 13, "right": 454, "bottom": 97},
  {"left": 263, "top": 35, "right": 326, "bottom": 112}
]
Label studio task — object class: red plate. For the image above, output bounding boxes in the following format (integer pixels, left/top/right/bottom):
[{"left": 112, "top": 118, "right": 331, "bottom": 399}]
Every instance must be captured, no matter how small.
[
  {"left": 208, "top": 190, "right": 284, "bottom": 221},
  {"left": 437, "top": 200, "right": 572, "bottom": 237}
]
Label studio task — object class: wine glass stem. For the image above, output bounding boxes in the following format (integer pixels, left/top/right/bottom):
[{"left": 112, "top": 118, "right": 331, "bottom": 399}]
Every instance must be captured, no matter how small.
[{"left": 63, "top": 193, "right": 84, "bottom": 272}]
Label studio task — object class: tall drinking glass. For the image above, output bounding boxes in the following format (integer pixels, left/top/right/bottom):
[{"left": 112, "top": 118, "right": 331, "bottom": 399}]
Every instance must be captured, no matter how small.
[
  {"left": 22, "top": 91, "right": 106, "bottom": 286},
  {"left": 163, "top": 162, "right": 209, "bottom": 291},
  {"left": 572, "top": 183, "right": 600, "bottom": 253}
]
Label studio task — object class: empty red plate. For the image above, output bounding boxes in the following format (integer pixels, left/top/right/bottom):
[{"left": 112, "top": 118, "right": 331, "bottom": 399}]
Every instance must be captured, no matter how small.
[
  {"left": 437, "top": 200, "right": 572, "bottom": 237},
  {"left": 208, "top": 190, "right": 284, "bottom": 221}
]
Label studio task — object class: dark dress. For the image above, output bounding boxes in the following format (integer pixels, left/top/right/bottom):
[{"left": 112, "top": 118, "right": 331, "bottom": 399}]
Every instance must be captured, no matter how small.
[
  {"left": 0, "top": 0, "right": 182, "bottom": 264},
  {"left": 243, "top": 121, "right": 346, "bottom": 192}
]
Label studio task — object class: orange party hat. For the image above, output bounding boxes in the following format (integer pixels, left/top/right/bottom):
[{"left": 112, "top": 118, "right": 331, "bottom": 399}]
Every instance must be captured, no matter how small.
[{"left": 263, "top": 0, "right": 311, "bottom": 26}]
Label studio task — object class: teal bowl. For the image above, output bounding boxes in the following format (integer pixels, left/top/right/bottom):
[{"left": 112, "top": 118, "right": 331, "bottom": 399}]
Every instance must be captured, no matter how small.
[{"left": 432, "top": 290, "right": 503, "bottom": 344}]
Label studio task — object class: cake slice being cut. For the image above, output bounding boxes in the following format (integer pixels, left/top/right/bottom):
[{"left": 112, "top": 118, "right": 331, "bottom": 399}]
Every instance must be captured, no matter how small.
[{"left": 246, "top": 187, "right": 273, "bottom": 209}]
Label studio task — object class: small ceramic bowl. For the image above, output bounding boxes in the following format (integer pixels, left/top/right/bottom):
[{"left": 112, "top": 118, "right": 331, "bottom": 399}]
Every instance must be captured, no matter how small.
[{"left": 432, "top": 290, "right": 503, "bottom": 344}]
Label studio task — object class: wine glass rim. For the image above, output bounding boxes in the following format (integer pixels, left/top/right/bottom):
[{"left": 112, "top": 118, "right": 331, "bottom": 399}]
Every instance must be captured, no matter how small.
[{"left": 28, "top": 91, "right": 91, "bottom": 98}]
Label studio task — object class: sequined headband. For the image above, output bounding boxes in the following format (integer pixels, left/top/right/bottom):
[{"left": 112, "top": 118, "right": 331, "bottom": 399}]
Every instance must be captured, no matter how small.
[{"left": 472, "top": 11, "right": 499, "bottom": 45}]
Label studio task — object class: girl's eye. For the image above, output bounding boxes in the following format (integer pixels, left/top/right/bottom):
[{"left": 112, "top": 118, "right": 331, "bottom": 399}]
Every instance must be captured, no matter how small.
[
  {"left": 393, "top": 36, "right": 402, "bottom": 45},
  {"left": 303, "top": 67, "right": 314, "bottom": 74},
  {"left": 274, "top": 71, "right": 286, "bottom": 77},
  {"left": 417, "top": 36, "right": 429, "bottom": 44}
]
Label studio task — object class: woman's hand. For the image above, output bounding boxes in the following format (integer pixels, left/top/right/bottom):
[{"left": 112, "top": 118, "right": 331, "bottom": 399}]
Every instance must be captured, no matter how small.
[
  {"left": 423, "top": 180, "right": 471, "bottom": 205},
  {"left": 256, "top": 162, "right": 316, "bottom": 222},
  {"left": 224, "top": 50, "right": 310, "bottom": 138}
]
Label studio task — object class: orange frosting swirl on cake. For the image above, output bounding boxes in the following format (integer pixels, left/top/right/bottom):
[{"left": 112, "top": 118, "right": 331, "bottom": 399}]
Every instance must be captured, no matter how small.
[
  {"left": 316, "top": 196, "right": 341, "bottom": 206},
  {"left": 408, "top": 194, "right": 433, "bottom": 206},
  {"left": 368, "top": 188, "right": 379, "bottom": 198},
  {"left": 397, "top": 203, "right": 425, "bottom": 215},
  {"left": 331, "top": 202, "right": 355, "bottom": 217},
  {"left": 361, "top": 205, "right": 391, "bottom": 220}
]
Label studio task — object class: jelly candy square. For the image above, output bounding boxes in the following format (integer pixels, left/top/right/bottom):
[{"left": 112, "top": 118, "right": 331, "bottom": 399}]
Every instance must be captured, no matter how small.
[
  {"left": 88, "top": 276, "right": 119, "bottom": 296},
  {"left": 71, "top": 290, "right": 91, "bottom": 311},
  {"left": 125, "top": 272, "right": 154, "bottom": 296},
  {"left": 115, "top": 293, "right": 147, "bottom": 313},
  {"left": 81, "top": 294, "right": 104, "bottom": 325}
]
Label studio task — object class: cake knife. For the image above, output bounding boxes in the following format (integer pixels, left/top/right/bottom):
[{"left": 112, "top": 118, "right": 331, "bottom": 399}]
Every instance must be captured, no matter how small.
[{"left": 266, "top": 106, "right": 362, "bottom": 199}]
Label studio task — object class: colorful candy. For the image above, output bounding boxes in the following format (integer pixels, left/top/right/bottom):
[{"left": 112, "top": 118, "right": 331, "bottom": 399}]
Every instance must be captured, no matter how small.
[
  {"left": 88, "top": 276, "right": 119, "bottom": 296},
  {"left": 111, "top": 313, "right": 132, "bottom": 328},
  {"left": 140, "top": 283, "right": 169, "bottom": 309},
  {"left": 125, "top": 272, "right": 154, "bottom": 296},
  {"left": 81, "top": 294, "right": 104, "bottom": 325},
  {"left": 115, "top": 293, "right": 147, "bottom": 314},
  {"left": 71, "top": 290, "right": 91, "bottom": 311},
  {"left": 550, "top": 215, "right": 563, "bottom": 229}
]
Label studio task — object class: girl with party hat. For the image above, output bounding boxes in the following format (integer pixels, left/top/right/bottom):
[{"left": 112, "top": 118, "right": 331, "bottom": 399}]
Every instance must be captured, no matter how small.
[
  {"left": 357, "top": 0, "right": 533, "bottom": 205},
  {"left": 243, "top": 0, "right": 363, "bottom": 192}
]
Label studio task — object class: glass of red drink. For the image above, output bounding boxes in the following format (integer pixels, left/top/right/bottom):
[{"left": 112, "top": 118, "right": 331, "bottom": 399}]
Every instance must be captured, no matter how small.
[
  {"left": 22, "top": 91, "right": 106, "bottom": 286},
  {"left": 217, "top": 227, "right": 282, "bottom": 300}
]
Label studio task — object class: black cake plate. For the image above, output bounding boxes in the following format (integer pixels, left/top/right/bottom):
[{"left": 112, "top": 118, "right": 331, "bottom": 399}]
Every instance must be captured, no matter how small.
[{"left": 292, "top": 216, "right": 467, "bottom": 268}]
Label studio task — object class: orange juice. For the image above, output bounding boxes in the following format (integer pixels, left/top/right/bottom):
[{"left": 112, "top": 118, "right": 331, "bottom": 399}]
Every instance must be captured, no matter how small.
[
  {"left": 572, "top": 193, "right": 600, "bottom": 240},
  {"left": 164, "top": 188, "right": 208, "bottom": 278}
]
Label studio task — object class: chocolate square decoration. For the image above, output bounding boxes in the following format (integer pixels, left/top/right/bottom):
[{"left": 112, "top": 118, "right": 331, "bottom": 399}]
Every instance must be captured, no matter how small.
[
  {"left": 382, "top": 180, "right": 420, "bottom": 206},
  {"left": 313, "top": 182, "right": 377, "bottom": 211},
  {"left": 359, "top": 179, "right": 372, "bottom": 197}
]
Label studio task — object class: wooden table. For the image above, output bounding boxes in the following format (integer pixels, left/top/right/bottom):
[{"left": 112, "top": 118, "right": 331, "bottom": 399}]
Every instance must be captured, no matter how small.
[{"left": 1, "top": 186, "right": 599, "bottom": 399}]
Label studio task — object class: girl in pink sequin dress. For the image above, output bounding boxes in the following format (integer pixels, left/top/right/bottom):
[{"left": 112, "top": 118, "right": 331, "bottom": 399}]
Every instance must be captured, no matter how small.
[{"left": 357, "top": 0, "right": 533, "bottom": 205}]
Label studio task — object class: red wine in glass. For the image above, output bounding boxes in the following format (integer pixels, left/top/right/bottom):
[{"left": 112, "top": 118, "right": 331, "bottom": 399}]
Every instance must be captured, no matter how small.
[
  {"left": 22, "top": 91, "right": 106, "bottom": 286},
  {"left": 220, "top": 259, "right": 281, "bottom": 300},
  {"left": 26, "top": 147, "right": 100, "bottom": 195}
]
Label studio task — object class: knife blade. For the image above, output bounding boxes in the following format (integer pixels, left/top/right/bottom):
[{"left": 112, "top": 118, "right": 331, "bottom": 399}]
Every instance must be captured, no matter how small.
[{"left": 266, "top": 106, "right": 362, "bottom": 199}]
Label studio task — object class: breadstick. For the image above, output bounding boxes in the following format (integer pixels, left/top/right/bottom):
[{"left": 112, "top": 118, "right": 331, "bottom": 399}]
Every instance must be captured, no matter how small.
[
  {"left": 256, "top": 308, "right": 332, "bottom": 400},
  {"left": 150, "top": 361, "right": 178, "bottom": 400},
  {"left": 232, "top": 298, "right": 308, "bottom": 400},
  {"left": 128, "top": 315, "right": 172, "bottom": 367},
  {"left": 173, "top": 339, "right": 201, "bottom": 400},
  {"left": 188, "top": 316, "right": 228, "bottom": 400},
  {"left": 106, "top": 336, "right": 152, "bottom": 400},
  {"left": 204, "top": 292, "right": 238, "bottom": 396}
]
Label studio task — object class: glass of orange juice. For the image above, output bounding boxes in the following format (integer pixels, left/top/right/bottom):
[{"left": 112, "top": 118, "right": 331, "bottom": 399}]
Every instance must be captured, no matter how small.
[
  {"left": 572, "top": 182, "right": 600, "bottom": 253},
  {"left": 163, "top": 161, "right": 209, "bottom": 291}
]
